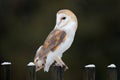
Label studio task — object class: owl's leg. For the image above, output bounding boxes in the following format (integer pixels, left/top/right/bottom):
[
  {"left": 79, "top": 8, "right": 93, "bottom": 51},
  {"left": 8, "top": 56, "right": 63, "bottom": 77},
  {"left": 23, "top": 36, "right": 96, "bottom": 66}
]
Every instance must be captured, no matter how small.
[
  {"left": 54, "top": 56, "right": 68, "bottom": 71},
  {"left": 44, "top": 54, "right": 54, "bottom": 72},
  {"left": 44, "top": 62, "right": 51, "bottom": 72}
]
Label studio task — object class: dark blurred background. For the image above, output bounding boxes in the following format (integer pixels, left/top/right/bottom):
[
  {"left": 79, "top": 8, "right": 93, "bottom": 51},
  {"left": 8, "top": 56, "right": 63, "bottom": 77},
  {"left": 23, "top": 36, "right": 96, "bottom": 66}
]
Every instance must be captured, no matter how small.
[{"left": 0, "top": 0, "right": 120, "bottom": 80}]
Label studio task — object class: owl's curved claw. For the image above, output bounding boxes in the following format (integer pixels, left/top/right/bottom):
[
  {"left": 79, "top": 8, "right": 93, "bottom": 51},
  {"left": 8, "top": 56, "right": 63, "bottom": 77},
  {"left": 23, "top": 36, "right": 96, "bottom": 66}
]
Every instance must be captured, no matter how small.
[
  {"left": 54, "top": 55, "right": 69, "bottom": 71},
  {"left": 64, "top": 65, "right": 69, "bottom": 71},
  {"left": 55, "top": 63, "right": 68, "bottom": 71}
]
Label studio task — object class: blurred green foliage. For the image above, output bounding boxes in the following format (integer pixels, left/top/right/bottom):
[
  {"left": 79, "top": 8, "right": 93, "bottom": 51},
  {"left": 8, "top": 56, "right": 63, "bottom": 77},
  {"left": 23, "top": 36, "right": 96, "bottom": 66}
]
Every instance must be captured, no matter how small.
[{"left": 0, "top": 0, "right": 120, "bottom": 80}]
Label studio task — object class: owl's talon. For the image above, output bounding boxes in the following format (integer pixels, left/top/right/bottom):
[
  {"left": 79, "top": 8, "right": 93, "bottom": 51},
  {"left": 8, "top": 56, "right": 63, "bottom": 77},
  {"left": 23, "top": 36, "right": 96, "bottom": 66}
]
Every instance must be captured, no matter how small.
[
  {"left": 63, "top": 65, "right": 69, "bottom": 71},
  {"left": 55, "top": 63, "right": 68, "bottom": 71}
]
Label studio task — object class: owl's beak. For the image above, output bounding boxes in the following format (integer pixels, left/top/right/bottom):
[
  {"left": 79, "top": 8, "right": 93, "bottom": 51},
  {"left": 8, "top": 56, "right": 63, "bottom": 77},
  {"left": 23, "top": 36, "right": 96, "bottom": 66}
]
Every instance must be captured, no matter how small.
[{"left": 57, "top": 19, "right": 62, "bottom": 26}]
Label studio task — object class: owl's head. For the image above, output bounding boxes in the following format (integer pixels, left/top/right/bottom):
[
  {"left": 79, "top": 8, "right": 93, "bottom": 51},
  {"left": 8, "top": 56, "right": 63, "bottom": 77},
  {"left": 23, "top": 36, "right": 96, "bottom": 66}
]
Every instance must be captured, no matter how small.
[{"left": 55, "top": 9, "right": 78, "bottom": 30}]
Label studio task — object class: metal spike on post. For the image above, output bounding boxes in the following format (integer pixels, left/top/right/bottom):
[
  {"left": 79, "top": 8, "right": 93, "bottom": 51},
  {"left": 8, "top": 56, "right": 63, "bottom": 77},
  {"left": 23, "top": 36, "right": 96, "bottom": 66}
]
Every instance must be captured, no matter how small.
[
  {"left": 1, "top": 62, "right": 11, "bottom": 80},
  {"left": 51, "top": 66, "right": 65, "bottom": 80},
  {"left": 107, "top": 64, "right": 117, "bottom": 80},
  {"left": 27, "top": 62, "right": 36, "bottom": 80},
  {"left": 84, "top": 64, "right": 95, "bottom": 80}
]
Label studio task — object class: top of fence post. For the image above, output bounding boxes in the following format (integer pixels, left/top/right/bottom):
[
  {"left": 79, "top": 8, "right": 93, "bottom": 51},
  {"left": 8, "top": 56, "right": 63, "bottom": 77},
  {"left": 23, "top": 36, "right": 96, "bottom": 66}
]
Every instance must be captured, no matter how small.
[
  {"left": 85, "top": 64, "right": 95, "bottom": 68},
  {"left": 27, "top": 62, "right": 35, "bottom": 66},
  {"left": 107, "top": 64, "right": 116, "bottom": 68},
  {"left": 1, "top": 62, "right": 11, "bottom": 80},
  {"left": 84, "top": 64, "right": 95, "bottom": 80},
  {"left": 27, "top": 62, "right": 36, "bottom": 80},
  {"left": 107, "top": 64, "right": 117, "bottom": 80},
  {"left": 1, "top": 62, "right": 11, "bottom": 65}
]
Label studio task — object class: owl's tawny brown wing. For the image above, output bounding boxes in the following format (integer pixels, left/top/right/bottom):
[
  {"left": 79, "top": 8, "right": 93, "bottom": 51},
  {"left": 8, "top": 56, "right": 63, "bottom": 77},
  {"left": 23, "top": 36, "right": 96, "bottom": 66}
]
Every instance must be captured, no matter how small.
[
  {"left": 37, "top": 29, "right": 66, "bottom": 59},
  {"left": 44, "top": 29, "right": 66, "bottom": 51}
]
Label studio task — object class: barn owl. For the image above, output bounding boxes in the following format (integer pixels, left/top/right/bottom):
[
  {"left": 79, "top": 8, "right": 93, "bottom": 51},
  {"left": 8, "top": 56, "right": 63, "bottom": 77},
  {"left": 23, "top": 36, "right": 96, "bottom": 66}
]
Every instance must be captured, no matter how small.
[{"left": 34, "top": 9, "right": 78, "bottom": 72}]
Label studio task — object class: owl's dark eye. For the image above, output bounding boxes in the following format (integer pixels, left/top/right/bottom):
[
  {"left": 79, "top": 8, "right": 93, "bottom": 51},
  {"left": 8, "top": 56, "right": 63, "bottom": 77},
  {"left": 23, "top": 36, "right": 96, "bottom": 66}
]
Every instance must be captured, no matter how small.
[{"left": 62, "top": 17, "right": 66, "bottom": 20}]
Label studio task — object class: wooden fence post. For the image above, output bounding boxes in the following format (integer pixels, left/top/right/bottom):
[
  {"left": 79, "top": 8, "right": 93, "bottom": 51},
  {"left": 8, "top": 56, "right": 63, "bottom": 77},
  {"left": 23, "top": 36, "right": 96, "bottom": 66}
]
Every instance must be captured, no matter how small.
[
  {"left": 84, "top": 64, "right": 95, "bottom": 80},
  {"left": 51, "top": 66, "right": 65, "bottom": 80},
  {"left": 107, "top": 64, "right": 117, "bottom": 80},
  {"left": 27, "top": 62, "right": 36, "bottom": 80},
  {"left": 1, "top": 62, "right": 11, "bottom": 80}
]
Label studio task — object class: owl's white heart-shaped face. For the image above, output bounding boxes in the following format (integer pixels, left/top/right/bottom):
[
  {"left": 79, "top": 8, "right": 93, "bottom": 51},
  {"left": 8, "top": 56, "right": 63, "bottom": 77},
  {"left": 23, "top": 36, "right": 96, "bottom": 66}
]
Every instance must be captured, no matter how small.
[
  {"left": 55, "top": 9, "right": 78, "bottom": 31},
  {"left": 56, "top": 13, "right": 70, "bottom": 27}
]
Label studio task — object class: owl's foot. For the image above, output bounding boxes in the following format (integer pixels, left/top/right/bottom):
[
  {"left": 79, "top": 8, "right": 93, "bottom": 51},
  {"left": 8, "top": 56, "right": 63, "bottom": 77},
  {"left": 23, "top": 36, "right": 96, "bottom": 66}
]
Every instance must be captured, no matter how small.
[
  {"left": 55, "top": 63, "right": 68, "bottom": 71},
  {"left": 54, "top": 56, "right": 69, "bottom": 71}
]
